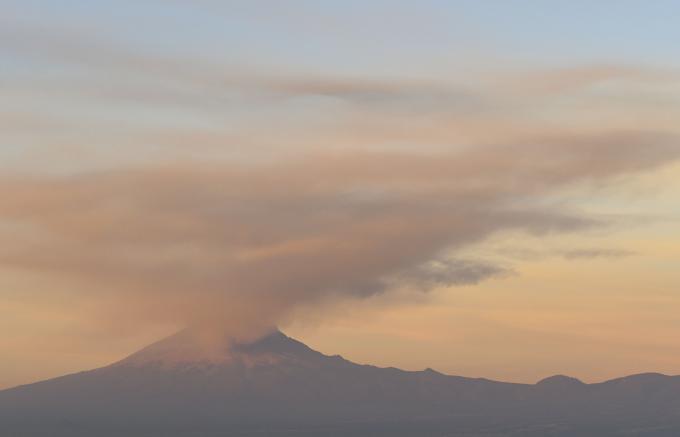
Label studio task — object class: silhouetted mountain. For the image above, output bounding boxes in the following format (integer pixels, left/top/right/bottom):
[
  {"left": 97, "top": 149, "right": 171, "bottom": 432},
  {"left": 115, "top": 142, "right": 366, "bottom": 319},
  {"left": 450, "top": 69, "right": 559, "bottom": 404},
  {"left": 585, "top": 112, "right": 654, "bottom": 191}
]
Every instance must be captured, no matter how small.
[
  {"left": 536, "top": 374, "right": 585, "bottom": 387},
  {"left": 1, "top": 330, "right": 680, "bottom": 436}
]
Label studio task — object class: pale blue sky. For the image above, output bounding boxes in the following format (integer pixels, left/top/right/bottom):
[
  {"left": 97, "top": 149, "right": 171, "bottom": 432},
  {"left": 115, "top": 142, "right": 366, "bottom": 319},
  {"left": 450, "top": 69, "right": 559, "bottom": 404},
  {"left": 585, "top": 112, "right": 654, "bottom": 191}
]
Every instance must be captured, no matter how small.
[{"left": 4, "top": 0, "right": 680, "bottom": 75}]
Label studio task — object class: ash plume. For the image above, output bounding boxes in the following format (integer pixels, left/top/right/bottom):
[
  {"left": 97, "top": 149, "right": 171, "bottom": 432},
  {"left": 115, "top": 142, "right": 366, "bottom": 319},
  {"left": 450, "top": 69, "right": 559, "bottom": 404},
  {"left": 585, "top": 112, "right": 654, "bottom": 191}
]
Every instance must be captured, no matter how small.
[{"left": 0, "top": 131, "right": 677, "bottom": 339}]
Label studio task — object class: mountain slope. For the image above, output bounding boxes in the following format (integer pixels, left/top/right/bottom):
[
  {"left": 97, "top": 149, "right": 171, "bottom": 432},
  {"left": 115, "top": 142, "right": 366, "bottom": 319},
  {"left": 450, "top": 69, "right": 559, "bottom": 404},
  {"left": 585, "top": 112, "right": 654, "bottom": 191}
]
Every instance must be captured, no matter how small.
[{"left": 2, "top": 330, "right": 680, "bottom": 436}]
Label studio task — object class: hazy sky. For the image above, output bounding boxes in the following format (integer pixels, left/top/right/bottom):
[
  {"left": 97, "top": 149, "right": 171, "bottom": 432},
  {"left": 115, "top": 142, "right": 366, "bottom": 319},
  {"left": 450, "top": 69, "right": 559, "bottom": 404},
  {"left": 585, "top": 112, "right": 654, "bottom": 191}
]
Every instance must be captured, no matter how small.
[{"left": 2, "top": 0, "right": 680, "bottom": 389}]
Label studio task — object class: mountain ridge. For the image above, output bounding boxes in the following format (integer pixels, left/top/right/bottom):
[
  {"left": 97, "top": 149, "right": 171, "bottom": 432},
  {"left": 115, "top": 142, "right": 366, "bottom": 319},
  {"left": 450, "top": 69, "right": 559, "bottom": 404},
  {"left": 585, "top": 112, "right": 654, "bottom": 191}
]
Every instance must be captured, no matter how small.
[{"left": 2, "top": 330, "right": 680, "bottom": 436}]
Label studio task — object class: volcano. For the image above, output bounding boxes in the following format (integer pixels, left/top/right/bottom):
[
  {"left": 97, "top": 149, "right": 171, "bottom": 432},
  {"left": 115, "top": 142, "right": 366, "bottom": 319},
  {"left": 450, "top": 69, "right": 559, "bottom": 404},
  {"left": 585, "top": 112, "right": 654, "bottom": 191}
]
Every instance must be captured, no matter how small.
[{"left": 2, "top": 330, "right": 680, "bottom": 436}]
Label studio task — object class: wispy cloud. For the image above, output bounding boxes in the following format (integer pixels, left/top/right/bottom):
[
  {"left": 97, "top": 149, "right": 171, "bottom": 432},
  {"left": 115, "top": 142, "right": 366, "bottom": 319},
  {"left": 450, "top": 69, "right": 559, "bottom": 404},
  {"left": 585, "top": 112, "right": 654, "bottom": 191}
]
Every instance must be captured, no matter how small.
[{"left": 560, "top": 248, "right": 636, "bottom": 260}]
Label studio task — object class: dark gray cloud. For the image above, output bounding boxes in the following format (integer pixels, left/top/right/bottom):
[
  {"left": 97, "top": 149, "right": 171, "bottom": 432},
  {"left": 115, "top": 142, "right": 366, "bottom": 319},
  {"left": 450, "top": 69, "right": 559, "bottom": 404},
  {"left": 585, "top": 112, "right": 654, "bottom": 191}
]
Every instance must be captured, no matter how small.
[{"left": 397, "top": 258, "right": 513, "bottom": 291}]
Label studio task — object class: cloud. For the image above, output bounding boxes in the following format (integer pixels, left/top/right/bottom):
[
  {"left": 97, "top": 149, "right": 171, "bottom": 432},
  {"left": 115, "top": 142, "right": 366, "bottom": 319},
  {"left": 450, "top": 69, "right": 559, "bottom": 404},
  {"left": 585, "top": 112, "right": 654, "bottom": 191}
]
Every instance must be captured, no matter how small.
[
  {"left": 0, "top": 130, "right": 677, "bottom": 339},
  {"left": 497, "top": 246, "right": 637, "bottom": 262},
  {"left": 0, "top": 21, "right": 476, "bottom": 111},
  {"left": 560, "top": 248, "right": 636, "bottom": 260},
  {"left": 2, "top": 21, "right": 680, "bottom": 341},
  {"left": 506, "top": 65, "right": 680, "bottom": 95},
  {"left": 397, "top": 258, "right": 513, "bottom": 291}
]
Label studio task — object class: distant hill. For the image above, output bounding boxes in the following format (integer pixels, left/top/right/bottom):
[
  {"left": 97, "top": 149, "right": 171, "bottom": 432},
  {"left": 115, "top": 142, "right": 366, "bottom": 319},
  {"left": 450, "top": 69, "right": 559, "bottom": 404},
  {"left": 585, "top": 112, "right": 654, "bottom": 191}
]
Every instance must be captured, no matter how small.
[{"left": 1, "top": 329, "right": 680, "bottom": 436}]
